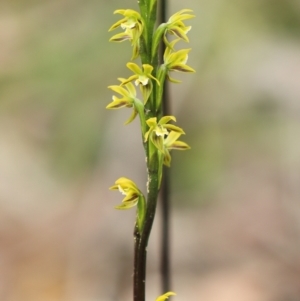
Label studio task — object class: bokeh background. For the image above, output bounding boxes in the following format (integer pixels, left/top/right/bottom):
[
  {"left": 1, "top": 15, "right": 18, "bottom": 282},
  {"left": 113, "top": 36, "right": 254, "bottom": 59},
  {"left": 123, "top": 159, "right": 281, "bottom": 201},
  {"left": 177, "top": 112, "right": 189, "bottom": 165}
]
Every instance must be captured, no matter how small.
[{"left": 1, "top": 0, "right": 300, "bottom": 300}]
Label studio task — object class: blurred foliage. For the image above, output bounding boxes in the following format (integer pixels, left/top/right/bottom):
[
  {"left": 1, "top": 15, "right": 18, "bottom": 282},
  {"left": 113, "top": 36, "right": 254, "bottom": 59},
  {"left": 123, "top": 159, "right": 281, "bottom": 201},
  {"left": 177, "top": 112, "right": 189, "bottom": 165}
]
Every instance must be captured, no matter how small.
[
  {"left": 251, "top": 0, "right": 300, "bottom": 35},
  {"left": 1, "top": 0, "right": 122, "bottom": 177}
]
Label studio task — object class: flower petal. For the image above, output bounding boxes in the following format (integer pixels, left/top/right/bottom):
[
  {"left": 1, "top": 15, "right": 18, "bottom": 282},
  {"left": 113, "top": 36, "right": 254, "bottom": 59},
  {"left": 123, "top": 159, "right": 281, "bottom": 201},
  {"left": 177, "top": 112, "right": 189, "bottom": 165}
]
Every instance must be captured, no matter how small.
[
  {"left": 159, "top": 115, "right": 176, "bottom": 125},
  {"left": 163, "top": 149, "right": 172, "bottom": 167},
  {"left": 164, "top": 131, "right": 182, "bottom": 147},
  {"left": 168, "top": 9, "right": 194, "bottom": 22},
  {"left": 168, "top": 49, "right": 191, "bottom": 65},
  {"left": 109, "top": 184, "right": 119, "bottom": 190},
  {"left": 168, "top": 140, "right": 191, "bottom": 150},
  {"left": 146, "top": 117, "right": 158, "bottom": 128},
  {"left": 170, "top": 63, "right": 195, "bottom": 73},
  {"left": 132, "top": 43, "right": 140, "bottom": 60},
  {"left": 127, "top": 62, "right": 142, "bottom": 75},
  {"left": 106, "top": 99, "right": 130, "bottom": 109},
  {"left": 151, "top": 134, "right": 164, "bottom": 153},
  {"left": 125, "top": 82, "right": 136, "bottom": 97},
  {"left": 109, "top": 32, "right": 132, "bottom": 42},
  {"left": 122, "top": 192, "right": 139, "bottom": 203},
  {"left": 142, "top": 64, "right": 154, "bottom": 74},
  {"left": 164, "top": 124, "right": 185, "bottom": 134},
  {"left": 115, "top": 201, "right": 138, "bottom": 210},
  {"left": 144, "top": 129, "right": 151, "bottom": 142},
  {"left": 113, "top": 9, "right": 126, "bottom": 15},
  {"left": 166, "top": 74, "right": 182, "bottom": 83},
  {"left": 115, "top": 177, "right": 139, "bottom": 192},
  {"left": 108, "top": 85, "right": 130, "bottom": 97},
  {"left": 108, "top": 18, "right": 127, "bottom": 31},
  {"left": 121, "top": 75, "right": 138, "bottom": 86},
  {"left": 140, "top": 82, "right": 152, "bottom": 104},
  {"left": 169, "top": 26, "right": 190, "bottom": 42}
]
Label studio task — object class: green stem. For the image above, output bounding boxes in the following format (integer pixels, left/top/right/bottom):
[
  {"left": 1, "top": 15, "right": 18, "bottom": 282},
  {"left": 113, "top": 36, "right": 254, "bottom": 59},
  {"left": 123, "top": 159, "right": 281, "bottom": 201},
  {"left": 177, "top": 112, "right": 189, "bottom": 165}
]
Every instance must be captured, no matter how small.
[
  {"left": 133, "top": 225, "right": 142, "bottom": 301},
  {"left": 138, "top": 0, "right": 148, "bottom": 22},
  {"left": 134, "top": 151, "right": 160, "bottom": 301}
]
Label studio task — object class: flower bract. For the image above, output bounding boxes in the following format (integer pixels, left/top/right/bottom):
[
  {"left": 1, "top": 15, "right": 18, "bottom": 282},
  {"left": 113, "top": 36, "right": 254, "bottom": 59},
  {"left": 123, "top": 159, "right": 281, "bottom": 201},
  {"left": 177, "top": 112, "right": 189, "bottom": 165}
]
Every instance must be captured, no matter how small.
[
  {"left": 109, "top": 177, "right": 143, "bottom": 210},
  {"left": 122, "top": 63, "right": 160, "bottom": 104},
  {"left": 144, "top": 116, "right": 185, "bottom": 152},
  {"left": 109, "top": 9, "right": 144, "bottom": 59}
]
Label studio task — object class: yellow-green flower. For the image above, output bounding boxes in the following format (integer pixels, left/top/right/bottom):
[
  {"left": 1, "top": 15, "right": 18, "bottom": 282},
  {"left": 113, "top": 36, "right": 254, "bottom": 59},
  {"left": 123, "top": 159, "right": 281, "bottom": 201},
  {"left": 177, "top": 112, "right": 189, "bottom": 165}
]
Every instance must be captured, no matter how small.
[
  {"left": 122, "top": 63, "right": 160, "bottom": 104},
  {"left": 106, "top": 79, "right": 139, "bottom": 125},
  {"left": 144, "top": 116, "right": 185, "bottom": 152},
  {"left": 109, "top": 9, "right": 144, "bottom": 59},
  {"left": 163, "top": 39, "right": 195, "bottom": 83},
  {"left": 164, "top": 9, "right": 195, "bottom": 47},
  {"left": 155, "top": 292, "right": 176, "bottom": 301},
  {"left": 163, "top": 131, "right": 191, "bottom": 167},
  {"left": 109, "top": 177, "right": 143, "bottom": 210}
]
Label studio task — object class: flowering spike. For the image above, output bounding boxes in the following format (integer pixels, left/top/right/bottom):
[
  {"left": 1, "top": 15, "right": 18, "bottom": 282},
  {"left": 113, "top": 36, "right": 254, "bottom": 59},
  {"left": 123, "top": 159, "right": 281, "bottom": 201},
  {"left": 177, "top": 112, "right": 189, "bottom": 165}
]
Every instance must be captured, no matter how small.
[{"left": 107, "top": 4, "right": 195, "bottom": 299}]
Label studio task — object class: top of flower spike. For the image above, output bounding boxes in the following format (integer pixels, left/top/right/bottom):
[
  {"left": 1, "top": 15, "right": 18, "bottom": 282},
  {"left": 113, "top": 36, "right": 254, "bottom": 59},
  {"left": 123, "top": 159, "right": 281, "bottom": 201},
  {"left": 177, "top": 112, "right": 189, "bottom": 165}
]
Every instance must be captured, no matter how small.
[{"left": 109, "top": 9, "right": 144, "bottom": 59}]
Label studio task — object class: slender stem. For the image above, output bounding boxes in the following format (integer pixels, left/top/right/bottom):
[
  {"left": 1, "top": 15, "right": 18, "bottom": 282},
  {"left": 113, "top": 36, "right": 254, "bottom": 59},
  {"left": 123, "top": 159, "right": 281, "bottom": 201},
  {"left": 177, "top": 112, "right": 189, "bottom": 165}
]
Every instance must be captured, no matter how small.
[
  {"left": 133, "top": 225, "right": 142, "bottom": 301},
  {"left": 134, "top": 154, "right": 160, "bottom": 301}
]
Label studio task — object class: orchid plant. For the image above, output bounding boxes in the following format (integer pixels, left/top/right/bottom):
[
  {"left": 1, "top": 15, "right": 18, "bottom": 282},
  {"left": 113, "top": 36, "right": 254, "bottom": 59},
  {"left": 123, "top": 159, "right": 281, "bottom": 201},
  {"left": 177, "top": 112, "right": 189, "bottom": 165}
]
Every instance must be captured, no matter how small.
[{"left": 106, "top": 1, "right": 195, "bottom": 301}]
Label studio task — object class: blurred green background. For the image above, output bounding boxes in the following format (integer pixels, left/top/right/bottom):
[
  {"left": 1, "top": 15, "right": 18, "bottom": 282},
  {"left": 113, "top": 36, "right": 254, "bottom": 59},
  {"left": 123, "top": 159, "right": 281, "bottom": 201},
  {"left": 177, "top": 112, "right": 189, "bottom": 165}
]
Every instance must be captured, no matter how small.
[{"left": 1, "top": 0, "right": 300, "bottom": 300}]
